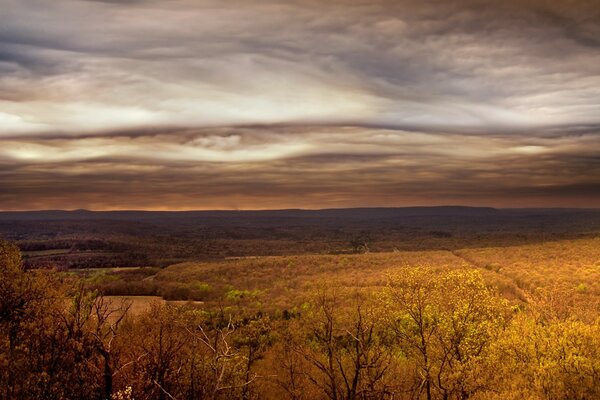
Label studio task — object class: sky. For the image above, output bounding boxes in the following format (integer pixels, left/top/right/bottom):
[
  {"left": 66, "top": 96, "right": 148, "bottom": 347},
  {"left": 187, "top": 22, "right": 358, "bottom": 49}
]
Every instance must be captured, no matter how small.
[{"left": 0, "top": 0, "right": 598, "bottom": 210}]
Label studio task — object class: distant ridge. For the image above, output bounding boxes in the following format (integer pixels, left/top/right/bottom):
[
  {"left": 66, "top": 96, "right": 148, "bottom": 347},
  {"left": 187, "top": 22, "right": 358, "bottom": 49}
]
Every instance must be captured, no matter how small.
[{"left": 0, "top": 206, "right": 596, "bottom": 222}]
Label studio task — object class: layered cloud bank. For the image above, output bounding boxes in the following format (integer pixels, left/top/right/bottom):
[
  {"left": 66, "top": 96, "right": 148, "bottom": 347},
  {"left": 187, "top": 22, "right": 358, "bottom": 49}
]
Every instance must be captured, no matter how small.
[
  {"left": 0, "top": 0, "right": 598, "bottom": 208},
  {"left": 1, "top": 126, "right": 597, "bottom": 209}
]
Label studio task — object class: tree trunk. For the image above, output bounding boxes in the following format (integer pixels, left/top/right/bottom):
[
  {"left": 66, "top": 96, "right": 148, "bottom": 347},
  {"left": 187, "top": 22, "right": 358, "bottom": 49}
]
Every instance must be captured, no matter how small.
[{"left": 102, "top": 351, "right": 112, "bottom": 400}]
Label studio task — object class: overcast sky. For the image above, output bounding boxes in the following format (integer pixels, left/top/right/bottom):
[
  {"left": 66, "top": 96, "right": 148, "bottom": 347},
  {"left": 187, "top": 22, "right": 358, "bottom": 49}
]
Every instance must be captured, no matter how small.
[{"left": 0, "top": 0, "right": 598, "bottom": 209}]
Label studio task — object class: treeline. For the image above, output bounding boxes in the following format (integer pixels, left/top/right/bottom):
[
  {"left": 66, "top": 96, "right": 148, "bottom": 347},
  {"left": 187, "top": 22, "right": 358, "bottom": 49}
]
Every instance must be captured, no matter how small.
[
  {"left": 18, "top": 238, "right": 154, "bottom": 270},
  {"left": 86, "top": 268, "right": 215, "bottom": 301},
  {"left": 2, "top": 239, "right": 600, "bottom": 399},
  {"left": 18, "top": 239, "right": 135, "bottom": 252},
  {"left": 24, "top": 252, "right": 151, "bottom": 270}
]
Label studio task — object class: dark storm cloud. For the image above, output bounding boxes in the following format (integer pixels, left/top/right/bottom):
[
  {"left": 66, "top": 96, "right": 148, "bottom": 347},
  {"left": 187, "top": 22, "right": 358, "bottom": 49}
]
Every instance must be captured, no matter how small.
[
  {"left": 0, "top": 0, "right": 598, "bottom": 208},
  {"left": 1, "top": 126, "right": 598, "bottom": 209}
]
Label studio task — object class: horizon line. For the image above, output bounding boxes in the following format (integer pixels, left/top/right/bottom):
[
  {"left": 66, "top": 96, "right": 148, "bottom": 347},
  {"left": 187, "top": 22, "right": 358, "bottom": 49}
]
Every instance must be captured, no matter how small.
[{"left": 1, "top": 205, "right": 599, "bottom": 213}]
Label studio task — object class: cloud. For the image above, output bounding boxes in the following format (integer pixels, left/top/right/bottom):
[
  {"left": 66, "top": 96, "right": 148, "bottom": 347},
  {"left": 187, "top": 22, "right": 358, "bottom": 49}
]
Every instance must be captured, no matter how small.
[
  {"left": 0, "top": 0, "right": 599, "bottom": 136},
  {"left": 0, "top": 0, "right": 598, "bottom": 208},
  {"left": 0, "top": 125, "right": 598, "bottom": 209}
]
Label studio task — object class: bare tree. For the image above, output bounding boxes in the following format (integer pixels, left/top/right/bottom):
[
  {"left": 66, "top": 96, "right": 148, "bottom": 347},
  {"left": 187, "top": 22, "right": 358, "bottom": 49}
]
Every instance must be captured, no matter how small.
[
  {"left": 91, "top": 296, "right": 131, "bottom": 400},
  {"left": 301, "top": 289, "right": 392, "bottom": 400}
]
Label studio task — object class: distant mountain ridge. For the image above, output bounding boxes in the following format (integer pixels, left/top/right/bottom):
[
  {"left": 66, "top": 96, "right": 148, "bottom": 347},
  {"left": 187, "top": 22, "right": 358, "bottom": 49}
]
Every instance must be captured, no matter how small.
[
  {"left": 0, "top": 206, "right": 598, "bottom": 222},
  {"left": 1, "top": 206, "right": 504, "bottom": 221}
]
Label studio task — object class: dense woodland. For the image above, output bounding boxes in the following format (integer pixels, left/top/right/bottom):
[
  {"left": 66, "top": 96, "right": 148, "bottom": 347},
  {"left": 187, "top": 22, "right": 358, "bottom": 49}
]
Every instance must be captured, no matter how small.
[
  {"left": 2, "top": 236, "right": 600, "bottom": 400},
  {"left": 2, "top": 208, "right": 599, "bottom": 270}
]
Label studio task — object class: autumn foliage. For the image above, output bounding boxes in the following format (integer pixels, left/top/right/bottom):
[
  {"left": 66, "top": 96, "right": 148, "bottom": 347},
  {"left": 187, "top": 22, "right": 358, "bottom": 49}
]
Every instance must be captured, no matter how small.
[{"left": 1, "top": 238, "right": 600, "bottom": 399}]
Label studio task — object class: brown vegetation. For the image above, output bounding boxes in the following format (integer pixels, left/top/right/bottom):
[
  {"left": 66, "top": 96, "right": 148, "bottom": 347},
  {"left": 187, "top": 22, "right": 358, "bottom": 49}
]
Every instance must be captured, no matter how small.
[{"left": 2, "top": 236, "right": 600, "bottom": 399}]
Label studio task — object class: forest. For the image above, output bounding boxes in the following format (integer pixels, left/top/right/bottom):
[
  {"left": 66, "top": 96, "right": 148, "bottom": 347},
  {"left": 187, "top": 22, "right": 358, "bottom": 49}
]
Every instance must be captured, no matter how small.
[
  {"left": 2, "top": 208, "right": 599, "bottom": 270},
  {"left": 3, "top": 0, "right": 599, "bottom": 398},
  {"left": 2, "top": 234, "right": 600, "bottom": 400}
]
